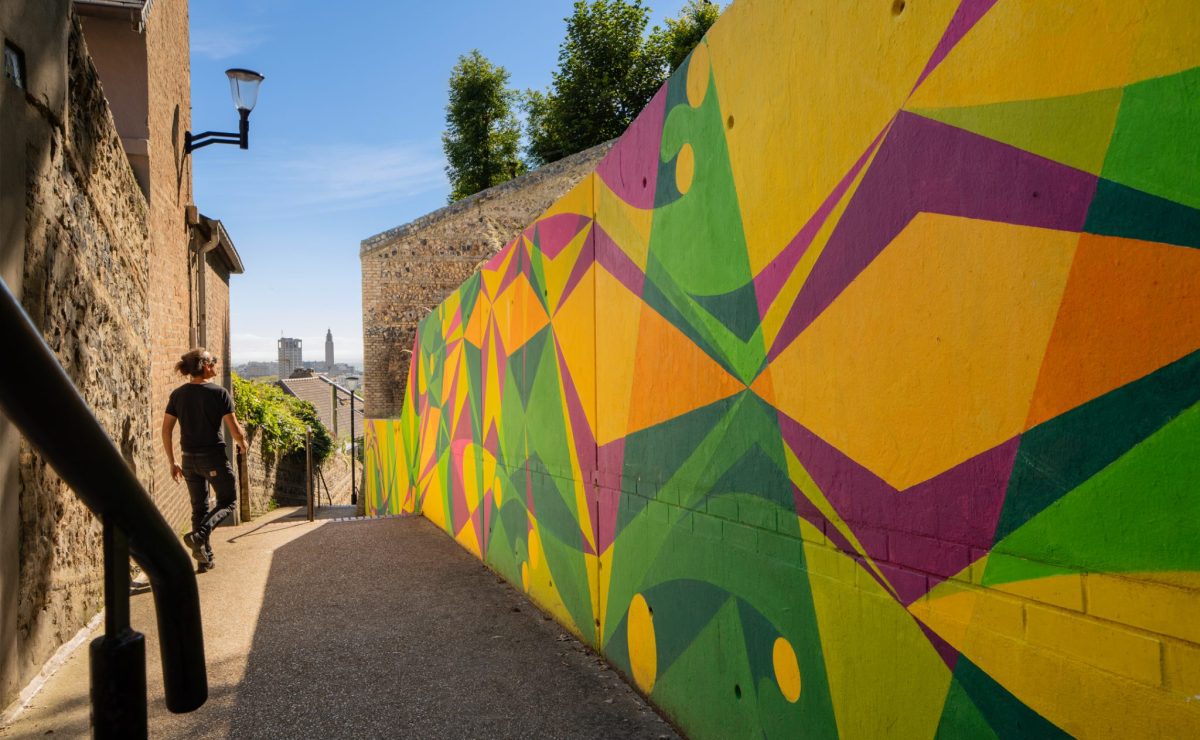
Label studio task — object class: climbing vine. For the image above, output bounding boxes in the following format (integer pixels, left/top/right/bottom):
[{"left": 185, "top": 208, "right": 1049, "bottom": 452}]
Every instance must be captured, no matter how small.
[{"left": 232, "top": 373, "right": 333, "bottom": 465}]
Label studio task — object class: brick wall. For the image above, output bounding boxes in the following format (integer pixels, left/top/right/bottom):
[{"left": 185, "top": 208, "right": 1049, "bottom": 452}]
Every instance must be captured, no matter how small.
[
  {"left": 366, "top": 1, "right": 1200, "bottom": 735},
  {"left": 360, "top": 142, "right": 612, "bottom": 419},
  {"left": 1, "top": 12, "right": 153, "bottom": 708},
  {"left": 144, "top": 0, "right": 194, "bottom": 531}
]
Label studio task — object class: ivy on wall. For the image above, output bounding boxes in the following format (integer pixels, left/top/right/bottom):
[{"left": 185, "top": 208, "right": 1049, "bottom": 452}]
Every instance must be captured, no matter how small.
[{"left": 232, "top": 373, "right": 333, "bottom": 465}]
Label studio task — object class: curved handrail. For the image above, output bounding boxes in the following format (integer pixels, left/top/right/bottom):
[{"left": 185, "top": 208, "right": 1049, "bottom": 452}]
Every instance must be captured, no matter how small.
[{"left": 0, "top": 278, "right": 207, "bottom": 713}]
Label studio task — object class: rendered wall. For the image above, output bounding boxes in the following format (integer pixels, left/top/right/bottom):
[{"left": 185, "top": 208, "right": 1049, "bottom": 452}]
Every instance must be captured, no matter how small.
[{"left": 365, "top": 0, "right": 1200, "bottom": 736}]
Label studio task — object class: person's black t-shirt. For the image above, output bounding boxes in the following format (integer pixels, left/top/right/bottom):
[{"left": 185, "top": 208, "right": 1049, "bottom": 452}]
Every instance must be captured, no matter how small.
[{"left": 166, "top": 383, "right": 235, "bottom": 453}]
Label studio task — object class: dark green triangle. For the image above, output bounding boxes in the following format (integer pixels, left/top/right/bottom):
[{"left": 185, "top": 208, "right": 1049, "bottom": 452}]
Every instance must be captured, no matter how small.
[
  {"left": 950, "top": 657, "right": 1069, "bottom": 739},
  {"left": 994, "top": 348, "right": 1200, "bottom": 543},
  {"left": 935, "top": 676, "right": 999, "bottom": 740},
  {"left": 1084, "top": 178, "right": 1200, "bottom": 249}
]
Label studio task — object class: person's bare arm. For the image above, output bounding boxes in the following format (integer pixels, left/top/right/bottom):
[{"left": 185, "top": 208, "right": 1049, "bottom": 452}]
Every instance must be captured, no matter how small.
[
  {"left": 161, "top": 413, "right": 182, "bottom": 482},
  {"left": 224, "top": 413, "right": 248, "bottom": 455}
]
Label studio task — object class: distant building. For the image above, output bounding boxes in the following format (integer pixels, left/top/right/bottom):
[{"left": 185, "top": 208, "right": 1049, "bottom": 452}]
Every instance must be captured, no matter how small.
[
  {"left": 234, "top": 361, "right": 277, "bottom": 378},
  {"left": 278, "top": 337, "right": 303, "bottom": 378},
  {"left": 325, "top": 328, "right": 334, "bottom": 372}
]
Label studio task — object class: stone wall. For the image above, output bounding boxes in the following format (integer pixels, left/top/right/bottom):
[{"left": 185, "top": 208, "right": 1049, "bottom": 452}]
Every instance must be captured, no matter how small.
[
  {"left": 242, "top": 431, "right": 358, "bottom": 517},
  {"left": 1, "top": 12, "right": 153, "bottom": 708},
  {"left": 360, "top": 142, "right": 612, "bottom": 419}
]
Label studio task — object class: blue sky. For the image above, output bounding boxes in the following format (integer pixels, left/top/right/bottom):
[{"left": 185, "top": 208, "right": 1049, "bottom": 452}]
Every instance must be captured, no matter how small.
[{"left": 190, "top": 0, "right": 692, "bottom": 367}]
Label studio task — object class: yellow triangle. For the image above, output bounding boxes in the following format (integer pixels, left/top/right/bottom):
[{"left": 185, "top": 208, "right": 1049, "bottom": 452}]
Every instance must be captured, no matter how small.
[{"left": 551, "top": 264, "right": 597, "bottom": 435}]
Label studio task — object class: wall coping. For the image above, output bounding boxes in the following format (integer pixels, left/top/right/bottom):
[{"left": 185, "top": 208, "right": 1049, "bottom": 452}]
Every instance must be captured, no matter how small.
[{"left": 359, "top": 141, "right": 613, "bottom": 258}]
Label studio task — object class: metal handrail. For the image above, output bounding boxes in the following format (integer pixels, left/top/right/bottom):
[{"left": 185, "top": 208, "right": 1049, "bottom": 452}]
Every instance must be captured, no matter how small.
[{"left": 0, "top": 278, "right": 207, "bottom": 730}]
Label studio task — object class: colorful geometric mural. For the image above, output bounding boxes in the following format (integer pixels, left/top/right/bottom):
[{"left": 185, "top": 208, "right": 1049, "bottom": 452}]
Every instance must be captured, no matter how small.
[{"left": 365, "top": 0, "right": 1200, "bottom": 736}]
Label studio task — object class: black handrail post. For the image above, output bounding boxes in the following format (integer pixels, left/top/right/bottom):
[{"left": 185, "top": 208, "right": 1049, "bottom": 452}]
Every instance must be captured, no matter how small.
[
  {"left": 90, "top": 521, "right": 148, "bottom": 739},
  {"left": 0, "top": 276, "right": 207, "bottom": 725}
]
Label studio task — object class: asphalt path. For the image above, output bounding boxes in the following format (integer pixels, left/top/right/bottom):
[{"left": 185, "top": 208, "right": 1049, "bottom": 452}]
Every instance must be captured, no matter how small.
[{"left": 1, "top": 507, "right": 680, "bottom": 739}]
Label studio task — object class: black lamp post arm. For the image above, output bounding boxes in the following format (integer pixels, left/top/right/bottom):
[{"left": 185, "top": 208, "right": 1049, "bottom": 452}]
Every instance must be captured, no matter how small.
[{"left": 185, "top": 109, "right": 250, "bottom": 153}]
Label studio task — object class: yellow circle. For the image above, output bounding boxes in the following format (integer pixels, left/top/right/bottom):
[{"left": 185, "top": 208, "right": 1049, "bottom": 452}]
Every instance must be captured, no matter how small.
[
  {"left": 521, "top": 562, "right": 530, "bottom": 592},
  {"left": 527, "top": 528, "right": 541, "bottom": 570},
  {"left": 627, "top": 594, "right": 657, "bottom": 694},
  {"left": 686, "top": 41, "right": 711, "bottom": 108},
  {"left": 675, "top": 143, "right": 695, "bottom": 195},
  {"left": 773, "top": 637, "right": 802, "bottom": 702}
]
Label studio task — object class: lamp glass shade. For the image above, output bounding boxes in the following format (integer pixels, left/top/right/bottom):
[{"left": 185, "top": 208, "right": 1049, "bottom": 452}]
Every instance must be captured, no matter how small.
[{"left": 226, "top": 68, "right": 264, "bottom": 112}]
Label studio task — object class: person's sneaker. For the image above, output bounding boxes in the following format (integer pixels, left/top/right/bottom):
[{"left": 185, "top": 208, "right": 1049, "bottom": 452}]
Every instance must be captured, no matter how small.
[
  {"left": 184, "top": 532, "right": 211, "bottom": 566},
  {"left": 197, "top": 561, "right": 215, "bottom": 573}
]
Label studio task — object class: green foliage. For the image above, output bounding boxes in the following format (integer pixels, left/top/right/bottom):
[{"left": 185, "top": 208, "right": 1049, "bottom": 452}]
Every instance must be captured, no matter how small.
[
  {"left": 232, "top": 374, "right": 334, "bottom": 466},
  {"left": 651, "top": 0, "right": 722, "bottom": 72},
  {"left": 525, "top": 0, "right": 667, "bottom": 166},
  {"left": 443, "top": 50, "right": 527, "bottom": 202}
]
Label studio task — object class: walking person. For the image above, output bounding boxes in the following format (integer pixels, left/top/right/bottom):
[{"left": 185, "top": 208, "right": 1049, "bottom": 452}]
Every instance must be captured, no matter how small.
[{"left": 161, "top": 348, "right": 248, "bottom": 572}]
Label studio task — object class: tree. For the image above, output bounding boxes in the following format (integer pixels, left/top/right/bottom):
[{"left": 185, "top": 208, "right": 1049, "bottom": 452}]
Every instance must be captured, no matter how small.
[
  {"left": 653, "top": 0, "right": 722, "bottom": 72},
  {"left": 525, "top": 0, "right": 666, "bottom": 166},
  {"left": 442, "top": 50, "right": 526, "bottom": 202}
]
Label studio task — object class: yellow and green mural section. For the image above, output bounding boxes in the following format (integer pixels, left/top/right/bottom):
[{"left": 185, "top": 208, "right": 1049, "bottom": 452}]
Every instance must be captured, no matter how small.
[{"left": 365, "top": 0, "right": 1200, "bottom": 736}]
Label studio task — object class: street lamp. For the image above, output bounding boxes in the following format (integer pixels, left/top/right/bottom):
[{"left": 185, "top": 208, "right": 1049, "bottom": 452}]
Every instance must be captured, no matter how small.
[
  {"left": 185, "top": 68, "right": 265, "bottom": 153},
  {"left": 346, "top": 376, "right": 360, "bottom": 506}
]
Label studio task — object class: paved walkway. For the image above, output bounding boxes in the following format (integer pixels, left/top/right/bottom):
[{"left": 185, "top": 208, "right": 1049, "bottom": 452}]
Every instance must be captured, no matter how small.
[{"left": 0, "top": 507, "right": 679, "bottom": 739}]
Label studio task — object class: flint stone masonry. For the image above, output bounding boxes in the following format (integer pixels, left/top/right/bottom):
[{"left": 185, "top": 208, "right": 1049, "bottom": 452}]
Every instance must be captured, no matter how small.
[
  {"left": 5, "top": 16, "right": 153, "bottom": 708},
  {"left": 360, "top": 142, "right": 613, "bottom": 419}
]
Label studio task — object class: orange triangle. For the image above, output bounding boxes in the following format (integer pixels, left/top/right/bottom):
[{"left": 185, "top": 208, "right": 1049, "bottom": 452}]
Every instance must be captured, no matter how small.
[
  {"left": 625, "top": 293, "right": 745, "bottom": 437},
  {"left": 750, "top": 365, "right": 776, "bottom": 407},
  {"left": 1026, "top": 234, "right": 1200, "bottom": 428},
  {"left": 494, "top": 275, "right": 550, "bottom": 354}
]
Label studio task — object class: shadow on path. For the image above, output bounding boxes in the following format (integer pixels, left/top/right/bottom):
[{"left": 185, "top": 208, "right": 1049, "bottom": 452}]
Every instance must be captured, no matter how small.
[{"left": 226, "top": 517, "right": 678, "bottom": 739}]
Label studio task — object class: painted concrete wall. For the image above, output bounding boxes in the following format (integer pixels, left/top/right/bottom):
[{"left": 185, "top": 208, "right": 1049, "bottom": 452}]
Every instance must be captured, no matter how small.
[{"left": 365, "top": 1, "right": 1200, "bottom": 736}]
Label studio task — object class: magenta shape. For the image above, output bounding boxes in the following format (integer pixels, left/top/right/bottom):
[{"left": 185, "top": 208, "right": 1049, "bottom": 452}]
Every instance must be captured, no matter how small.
[
  {"left": 483, "top": 237, "right": 517, "bottom": 276},
  {"left": 596, "top": 87, "right": 668, "bottom": 209},
  {"left": 530, "top": 213, "right": 591, "bottom": 259},
  {"left": 555, "top": 227, "right": 596, "bottom": 310},
  {"left": 754, "top": 125, "right": 889, "bottom": 316},
  {"left": 450, "top": 439, "right": 472, "bottom": 534},
  {"left": 595, "top": 438, "right": 626, "bottom": 554},
  {"left": 778, "top": 410, "right": 1017, "bottom": 604},
  {"left": 768, "top": 112, "right": 1099, "bottom": 360},
  {"left": 595, "top": 225, "right": 646, "bottom": 298},
  {"left": 916, "top": 618, "right": 961, "bottom": 670},
  {"left": 554, "top": 338, "right": 600, "bottom": 555},
  {"left": 912, "top": 0, "right": 1001, "bottom": 91}
]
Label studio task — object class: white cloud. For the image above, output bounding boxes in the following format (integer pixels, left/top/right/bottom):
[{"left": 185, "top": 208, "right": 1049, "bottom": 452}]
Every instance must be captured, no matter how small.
[
  {"left": 191, "top": 26, "right": 267, "bottom": 60},
  {"left": 201, "top": 142, "right": 447, "bottom": 219}
]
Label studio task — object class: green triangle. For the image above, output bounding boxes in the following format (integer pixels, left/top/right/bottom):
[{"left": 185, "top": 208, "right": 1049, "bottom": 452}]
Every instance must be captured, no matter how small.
[
  {"left": 950, "top": 657, "right": 1069, "bottom": 739},
  {"left": 1102, "top": 66, "right": 1200, "bottom": 210},
  {"left": 910, "top": 85, "right": 1123, "bottom": 174},
  {"left": 992, "top": 397, "right": 1200, "bottom": 577},
  {"left": 935, "top": 677, "right": 999, "bottom": 740},
  {"left": 994, "top": 348, "right": 1200, "bottom": 543}
]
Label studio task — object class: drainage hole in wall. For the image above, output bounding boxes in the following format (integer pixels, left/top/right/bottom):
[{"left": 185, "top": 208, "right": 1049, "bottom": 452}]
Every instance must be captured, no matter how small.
[
  {"left": 642, "top": 176, "right": 648, "bottom": 188},
  {"left": 727, "top": 114, "right": 735, "bottom": 129},
  {"left": 1032, "top": 191, "right": 1040, "bottom": 198},
  {"left": 734, "top": 684, "right": 742, "bottom": 699},
  {"left": 892, "top": 0, "right": 906, "bottom": 14}
]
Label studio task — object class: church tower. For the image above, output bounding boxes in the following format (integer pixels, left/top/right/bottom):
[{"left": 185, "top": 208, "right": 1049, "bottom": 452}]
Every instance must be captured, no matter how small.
[{"left": 325, "top": 328, "right": 334, "bottom": 373}]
